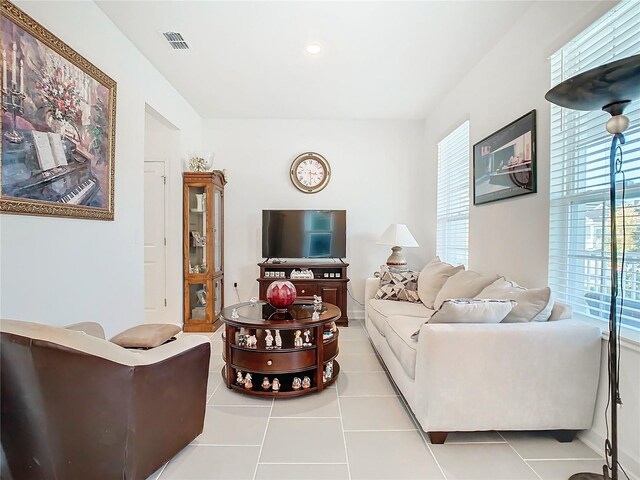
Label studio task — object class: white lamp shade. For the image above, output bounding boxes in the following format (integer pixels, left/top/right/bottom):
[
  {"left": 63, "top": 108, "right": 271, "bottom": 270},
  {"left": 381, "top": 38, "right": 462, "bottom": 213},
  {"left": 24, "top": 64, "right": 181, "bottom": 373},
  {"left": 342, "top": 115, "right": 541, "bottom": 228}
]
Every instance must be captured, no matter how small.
[{"left": 377, "top": 224, "right": 419, "bottom": 247}]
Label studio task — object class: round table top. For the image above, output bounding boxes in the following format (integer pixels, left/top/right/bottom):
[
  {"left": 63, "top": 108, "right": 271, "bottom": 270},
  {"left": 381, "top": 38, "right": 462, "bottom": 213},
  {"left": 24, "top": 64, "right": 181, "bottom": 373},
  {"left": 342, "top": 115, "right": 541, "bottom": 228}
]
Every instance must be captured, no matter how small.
[{"left": 221, "top": 300, "right": 341, "bottom": 329}]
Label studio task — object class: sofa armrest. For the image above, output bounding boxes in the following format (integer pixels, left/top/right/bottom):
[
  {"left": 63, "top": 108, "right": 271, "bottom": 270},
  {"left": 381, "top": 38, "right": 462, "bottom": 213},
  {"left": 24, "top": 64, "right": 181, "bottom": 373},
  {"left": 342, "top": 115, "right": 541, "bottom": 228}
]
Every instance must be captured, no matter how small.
[
  {"left": 127, "top": 334, "right": 211, "bottom": 366},
  {"left": 413, "top": 320, "right": 602, "bottom": 431},
  {"left": 64, "top": 321, "right": 106, "bottom": 339},
  {"left": 364, "top": 278, "right": 380, "bottom": 319}
]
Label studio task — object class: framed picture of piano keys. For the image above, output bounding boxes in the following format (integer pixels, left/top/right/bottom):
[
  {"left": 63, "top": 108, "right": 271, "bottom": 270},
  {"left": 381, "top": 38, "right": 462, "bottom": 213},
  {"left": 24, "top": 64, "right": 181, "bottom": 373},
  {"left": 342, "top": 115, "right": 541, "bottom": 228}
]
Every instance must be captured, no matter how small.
[
  {"left": 473, "top": 110, "right": 536, "bottom": 206},
  {"left": 0, "top": 1, "right": 116, "bottom": 220}
]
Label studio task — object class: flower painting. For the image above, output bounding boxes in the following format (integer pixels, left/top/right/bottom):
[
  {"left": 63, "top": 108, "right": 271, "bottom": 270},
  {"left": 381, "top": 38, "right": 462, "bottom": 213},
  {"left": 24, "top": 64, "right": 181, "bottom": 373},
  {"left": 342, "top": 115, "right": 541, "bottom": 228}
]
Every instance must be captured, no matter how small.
[{"left": 0, "top": 1, "right": 116, "bottom": 220}]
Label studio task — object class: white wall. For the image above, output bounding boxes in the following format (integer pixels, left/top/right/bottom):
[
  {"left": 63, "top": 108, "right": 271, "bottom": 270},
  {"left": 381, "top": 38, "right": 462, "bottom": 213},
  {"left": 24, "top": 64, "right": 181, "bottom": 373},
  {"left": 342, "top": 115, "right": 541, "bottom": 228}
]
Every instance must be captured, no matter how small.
[
  {"left": 202, "top": 119, "right": 427, "bottom": 319},
  {"left": 0, "top": 1, "right": 202, "bottom": 337},
  {"left": 422, "top": 1, "right": 639, "bottom": 477}
]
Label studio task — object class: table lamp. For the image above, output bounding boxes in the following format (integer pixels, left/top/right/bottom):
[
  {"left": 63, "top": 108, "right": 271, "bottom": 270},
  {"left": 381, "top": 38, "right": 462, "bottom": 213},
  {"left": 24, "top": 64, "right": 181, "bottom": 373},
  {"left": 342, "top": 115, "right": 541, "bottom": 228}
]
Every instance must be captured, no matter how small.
[
  {"left": 545, "top": 53, "right": 640, "bottom": 480},
  {"left": 377, "top": 224, "right": 419, "bottom": 266}
]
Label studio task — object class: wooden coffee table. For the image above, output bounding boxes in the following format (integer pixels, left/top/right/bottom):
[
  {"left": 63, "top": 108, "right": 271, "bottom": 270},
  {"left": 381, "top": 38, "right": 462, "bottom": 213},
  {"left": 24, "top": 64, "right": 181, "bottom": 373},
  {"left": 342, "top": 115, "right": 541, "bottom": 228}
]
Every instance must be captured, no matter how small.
[{"left": 220, "top": 300, "right": 340, "bottom": 397}]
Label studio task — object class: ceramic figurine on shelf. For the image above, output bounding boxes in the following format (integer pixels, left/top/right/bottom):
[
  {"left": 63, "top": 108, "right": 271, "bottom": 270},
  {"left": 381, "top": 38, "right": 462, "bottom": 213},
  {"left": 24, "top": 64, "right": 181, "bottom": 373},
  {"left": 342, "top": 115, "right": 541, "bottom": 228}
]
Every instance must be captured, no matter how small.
[
  {"left": 302, "top": 376, "right": 311, "bottom": 389},
  {"left": 292, "top": 377, "right": 302, "bottom": 390},
  {"left": 231, "top": 308, "right": 239, "bottom": 320},
  {"left": 330, "top": 321, "right": 337, "bottom": 333},
  {"left": 312, "top": 311, "right": 320, "bottom": 321},
  {"left": 303, "top": 329, "right": 311, "bottom": 346},
  {"left": 246, "top": 335, "right": 257, "bottom": 348},
  {"left": 244, "top": 373, "right": 253, "bottom": 389},
  {"left": 238, "top": 333, "right": 246, "bottom": 347},
  {"left": 294, "top": 330, "right": 303, "bottom": 347},
  {"left": 326, "top": 361, "right": 333, "bottom": 380},
  {"left": 313, "top": 294, "right": 322, "bottom": 310},
  {"left": 323, "top": 330, "right": 333, "bottom": 340},
  {"left": 265, "top": 329, "right": 274, "bottom": 349},
  {"left": 323, "top": 371, "right": 327, "bottom": 384},
  {"left": 262, "top": 377, "right": 271, "bottom": 391},
  {"left": 250, "top": 296, "right": 258, "bottom": 304},
  {"left": 274, "top": 330, "right": 282, "bottom": 349},
  {"left": 236, "top": 371, "right": 244, "bottom": 385},
  {"left": 272, "top": 378, "right": 281, "bottom": 392}
]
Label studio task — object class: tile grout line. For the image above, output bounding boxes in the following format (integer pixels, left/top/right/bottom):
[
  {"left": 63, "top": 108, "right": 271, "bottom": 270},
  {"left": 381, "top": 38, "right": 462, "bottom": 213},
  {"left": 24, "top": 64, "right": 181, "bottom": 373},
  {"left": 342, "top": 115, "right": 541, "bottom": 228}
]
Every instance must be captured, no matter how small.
[
  {"left": 252, "top": 397, "right": 274, "bottom": 480},
  {"left": 497, "top": 431, "right": 543, "bottom": 480},
  {"left": 335, "top": 372, "right": 353, "bottom": 480},
  {"left": 360, "top": 323, "right": 448, "bottom": 480},
  {"left": 525, "top": 457, "right": 605, "bottom": 462}
]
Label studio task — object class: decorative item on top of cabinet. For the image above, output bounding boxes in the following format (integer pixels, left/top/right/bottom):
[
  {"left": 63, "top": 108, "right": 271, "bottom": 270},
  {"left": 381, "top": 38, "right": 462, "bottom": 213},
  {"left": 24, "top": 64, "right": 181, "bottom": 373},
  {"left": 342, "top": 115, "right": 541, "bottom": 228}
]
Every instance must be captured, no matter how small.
[{"left": 183, "top": 171, "right": 226, "bottom": 332}]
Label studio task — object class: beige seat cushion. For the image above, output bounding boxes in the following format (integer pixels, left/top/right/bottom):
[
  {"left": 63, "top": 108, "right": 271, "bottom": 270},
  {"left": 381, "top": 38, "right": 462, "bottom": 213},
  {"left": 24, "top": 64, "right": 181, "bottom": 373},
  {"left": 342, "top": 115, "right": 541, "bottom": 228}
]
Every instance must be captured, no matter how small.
[
  {"left": 475, "top": 277, "right": 554, "bottom": 323},
  {"left": 368, "top": 299, "right": 432, "bottom": 337},
  {"left": 110, "top": 324, "right": 182, "bottom": 349},
  {"left": 384, "top": 316, "right": 426, "bottom": 379},
  {"left": 417, "top": 257, "right": 465, "bottom": 308},
  {"left": 434, "top": 270, "right": 499, "bottom": 310}
]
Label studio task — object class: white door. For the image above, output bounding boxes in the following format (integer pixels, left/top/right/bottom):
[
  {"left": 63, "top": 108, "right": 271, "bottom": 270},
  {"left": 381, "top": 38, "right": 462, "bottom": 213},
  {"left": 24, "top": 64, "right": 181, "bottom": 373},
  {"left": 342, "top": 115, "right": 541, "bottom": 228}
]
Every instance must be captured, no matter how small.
[{"left": 144, "top": 161, "right": 167, "bottom": 323}]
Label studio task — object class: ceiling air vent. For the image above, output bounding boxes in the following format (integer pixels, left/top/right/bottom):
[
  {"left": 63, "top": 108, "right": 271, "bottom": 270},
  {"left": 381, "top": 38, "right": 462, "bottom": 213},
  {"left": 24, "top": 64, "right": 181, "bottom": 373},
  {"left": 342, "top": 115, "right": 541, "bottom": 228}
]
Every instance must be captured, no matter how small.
[{"left": 163, "top": 31, "right": 189, "bottom": 50}]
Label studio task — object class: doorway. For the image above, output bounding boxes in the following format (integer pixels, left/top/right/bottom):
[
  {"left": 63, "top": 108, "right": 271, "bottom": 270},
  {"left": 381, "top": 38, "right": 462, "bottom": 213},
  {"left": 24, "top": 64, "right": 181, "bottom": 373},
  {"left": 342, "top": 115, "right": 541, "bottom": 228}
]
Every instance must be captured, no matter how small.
[{"left": 144, "top": 160, "right": 167, "bottom": 323}]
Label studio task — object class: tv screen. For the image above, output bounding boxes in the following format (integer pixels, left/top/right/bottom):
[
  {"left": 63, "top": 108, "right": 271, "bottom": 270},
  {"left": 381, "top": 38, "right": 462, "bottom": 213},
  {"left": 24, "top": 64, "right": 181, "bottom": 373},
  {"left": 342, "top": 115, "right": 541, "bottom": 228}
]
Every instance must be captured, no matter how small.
[{"left": 262, "top": 210, "right": 346, "bottom": 259}]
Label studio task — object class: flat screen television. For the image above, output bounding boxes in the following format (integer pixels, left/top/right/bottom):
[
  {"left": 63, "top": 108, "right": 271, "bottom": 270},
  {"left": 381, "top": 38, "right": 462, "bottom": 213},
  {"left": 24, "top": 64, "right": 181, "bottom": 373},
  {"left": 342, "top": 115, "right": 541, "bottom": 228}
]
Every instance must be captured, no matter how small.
[{"left": 262, "top": 210, "right": 346, "bottom": 259}]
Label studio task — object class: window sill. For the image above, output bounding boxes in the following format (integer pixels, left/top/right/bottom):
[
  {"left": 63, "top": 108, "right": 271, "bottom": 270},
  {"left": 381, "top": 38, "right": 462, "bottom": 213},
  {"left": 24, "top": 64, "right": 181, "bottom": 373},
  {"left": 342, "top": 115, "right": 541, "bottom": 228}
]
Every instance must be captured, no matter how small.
[{"left": 572, "top": 312, "right": 640, "bottom": 352}]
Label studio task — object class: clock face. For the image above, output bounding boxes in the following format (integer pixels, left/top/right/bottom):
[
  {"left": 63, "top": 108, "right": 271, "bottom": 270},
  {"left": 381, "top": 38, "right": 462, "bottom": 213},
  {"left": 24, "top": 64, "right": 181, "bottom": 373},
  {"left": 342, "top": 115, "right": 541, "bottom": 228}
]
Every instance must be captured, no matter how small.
[{"left": 290, "top": 153, "right": 331, "bottom": 193}]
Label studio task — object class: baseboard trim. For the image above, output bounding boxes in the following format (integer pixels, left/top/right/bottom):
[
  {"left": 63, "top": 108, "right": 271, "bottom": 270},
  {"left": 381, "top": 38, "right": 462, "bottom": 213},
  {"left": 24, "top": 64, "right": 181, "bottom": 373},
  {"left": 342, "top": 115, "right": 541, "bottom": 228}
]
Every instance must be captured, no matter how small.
[{"left": 577, "top": 429, "right": 640, "bottom": 480}]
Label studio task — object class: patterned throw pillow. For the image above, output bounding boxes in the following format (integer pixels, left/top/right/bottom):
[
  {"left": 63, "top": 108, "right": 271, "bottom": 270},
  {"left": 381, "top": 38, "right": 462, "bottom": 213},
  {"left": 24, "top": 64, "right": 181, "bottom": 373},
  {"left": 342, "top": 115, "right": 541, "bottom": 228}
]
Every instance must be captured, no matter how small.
[{"left": 374, "top": 266, "right": 420, "bottom": 303}]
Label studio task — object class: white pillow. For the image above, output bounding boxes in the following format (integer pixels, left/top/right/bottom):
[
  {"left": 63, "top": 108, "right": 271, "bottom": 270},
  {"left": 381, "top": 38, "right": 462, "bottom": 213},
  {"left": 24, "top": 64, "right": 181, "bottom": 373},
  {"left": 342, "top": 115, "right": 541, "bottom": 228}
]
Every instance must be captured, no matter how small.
[
  {"left": 433, "top": 270, "right": 498, "bottom": 310},
  {"left": 417, "top": 257, "right": 464, "bottom": 309},
  {"left": 475, "top": 277, "right": 554, "bottom": 323},
  {"left": 411, "top": 299, "right": 515, "bottom": 338}
]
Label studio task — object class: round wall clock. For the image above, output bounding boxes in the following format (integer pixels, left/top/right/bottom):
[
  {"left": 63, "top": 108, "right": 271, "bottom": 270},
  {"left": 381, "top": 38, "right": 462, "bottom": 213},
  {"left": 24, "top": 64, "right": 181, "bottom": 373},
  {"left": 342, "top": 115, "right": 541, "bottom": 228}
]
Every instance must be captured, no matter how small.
[{"left": 290, "top": 152, "right": 331, "bottom": 194}]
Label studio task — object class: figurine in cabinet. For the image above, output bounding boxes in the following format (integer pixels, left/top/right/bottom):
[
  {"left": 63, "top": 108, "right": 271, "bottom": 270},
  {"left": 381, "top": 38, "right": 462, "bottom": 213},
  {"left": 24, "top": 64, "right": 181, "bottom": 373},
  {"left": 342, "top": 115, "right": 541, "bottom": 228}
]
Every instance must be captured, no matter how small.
[
  {"left": 292, "top": 377, "right": 302, "bottom": 390},
  {"left": 302, "top": 376, "right": 311, "bottom": 389},
  {"left": 246, "top": 335, "right": 257, "bottom": 348},
  {"left": 261, "top": 377, "right": 271, "bottom": 391},
  {"left": 313, "top": 295, "right": 322, "bottom": 310},
  {"left": 326, "top": 361, "right": 333, "bottom": 380},
  {"left": 294, "top": 330, "right": 303, "bottom": 348},
  {"left": 272, "top": 378, "right": 281, "bottom": 392},
  {"left": 312, "top": 311, "right": 320, "bottom": 321},
  {"left": 265, "top": 329, "right": 274, "bottom": 349},
  {"left": 274, "top": 330, "right": 282, "bottom": 349},
  {"left": 303, "top": 329, "right": 311, "bottom": 346},
  {"left": 323, "top": 371, "right": 327, "bottom": 384},
  {"left": 244, "top": 373, "right": 253, "bottom": 389},
  {"left": 236, "top": 371, "right": 244, "bottom": 385},
  {"left": 330, "top": 321, "right": 337, "bottom": 333}
]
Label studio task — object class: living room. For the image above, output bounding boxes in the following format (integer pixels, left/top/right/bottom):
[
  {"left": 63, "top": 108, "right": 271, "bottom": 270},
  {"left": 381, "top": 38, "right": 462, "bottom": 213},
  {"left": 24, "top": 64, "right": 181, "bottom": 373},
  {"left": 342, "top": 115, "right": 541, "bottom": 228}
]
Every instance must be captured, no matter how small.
[{"left": 1, "top": 1, "right": 639, "bottom": 480}]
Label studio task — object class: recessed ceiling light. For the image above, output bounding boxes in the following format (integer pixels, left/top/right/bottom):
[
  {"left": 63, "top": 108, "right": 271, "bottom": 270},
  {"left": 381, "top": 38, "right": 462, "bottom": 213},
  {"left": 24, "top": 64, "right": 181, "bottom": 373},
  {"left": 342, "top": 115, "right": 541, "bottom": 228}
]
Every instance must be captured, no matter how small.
[{"left": 305, "top": 44, "right": 322, "bottom": 55}]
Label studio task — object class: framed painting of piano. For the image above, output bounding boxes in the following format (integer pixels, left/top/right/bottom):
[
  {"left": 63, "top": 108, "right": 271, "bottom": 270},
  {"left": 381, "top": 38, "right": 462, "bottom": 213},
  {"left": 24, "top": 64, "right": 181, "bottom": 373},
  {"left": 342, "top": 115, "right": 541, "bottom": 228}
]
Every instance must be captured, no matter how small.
[
  {"left": 0, "top": 1, "right": 116, "bottom": 220},
  {"left": 473, "top": 110, "right": 537, "bottom": 206}
]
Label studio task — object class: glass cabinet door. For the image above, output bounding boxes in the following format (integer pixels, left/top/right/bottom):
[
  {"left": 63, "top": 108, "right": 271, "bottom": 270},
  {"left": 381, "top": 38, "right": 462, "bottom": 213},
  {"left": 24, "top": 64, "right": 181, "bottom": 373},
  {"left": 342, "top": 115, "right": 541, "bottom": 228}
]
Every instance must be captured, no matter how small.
[
  {"left": 188, "top": 282, "right": 210, "bottom": 323},
  {"left": 214, "top": 277, "right": 223, "bottom": 318},
  {"left": 187, "top": 185, "right": 207, "bottom": 275},
  {"left": 214, "top": 187, "right": 223, "bottom": 273}
]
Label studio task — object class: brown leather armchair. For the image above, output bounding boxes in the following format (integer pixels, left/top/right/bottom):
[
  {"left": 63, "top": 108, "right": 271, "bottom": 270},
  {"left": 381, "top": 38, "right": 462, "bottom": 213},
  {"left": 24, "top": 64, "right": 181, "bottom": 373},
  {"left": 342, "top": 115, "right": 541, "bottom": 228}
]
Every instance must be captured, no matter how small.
[{"left": 1, "top": 319, "right": 211, "bottom": 480}]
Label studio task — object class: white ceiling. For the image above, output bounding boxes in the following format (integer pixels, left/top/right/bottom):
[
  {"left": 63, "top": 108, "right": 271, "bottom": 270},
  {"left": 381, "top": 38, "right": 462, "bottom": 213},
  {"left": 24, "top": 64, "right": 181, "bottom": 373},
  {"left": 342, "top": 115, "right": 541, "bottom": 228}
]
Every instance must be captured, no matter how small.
[{"left": 97, "top": 1, "right": 534, "bottom": 120}]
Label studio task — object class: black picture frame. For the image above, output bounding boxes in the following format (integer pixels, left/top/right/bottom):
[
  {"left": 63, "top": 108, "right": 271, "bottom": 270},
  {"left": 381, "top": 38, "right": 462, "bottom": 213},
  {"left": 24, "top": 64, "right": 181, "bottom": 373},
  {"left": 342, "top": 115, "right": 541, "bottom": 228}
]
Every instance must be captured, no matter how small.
[{"left": 473, "top": 110, "right": 536, "bottom": 205}]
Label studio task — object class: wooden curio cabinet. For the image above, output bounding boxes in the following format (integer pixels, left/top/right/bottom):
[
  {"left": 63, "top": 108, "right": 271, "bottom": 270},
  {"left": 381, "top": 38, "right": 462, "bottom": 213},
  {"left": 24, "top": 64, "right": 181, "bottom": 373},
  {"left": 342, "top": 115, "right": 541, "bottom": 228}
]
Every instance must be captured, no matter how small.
[{"left": 183, "top": 171, "right": 226, "bottom": 332}]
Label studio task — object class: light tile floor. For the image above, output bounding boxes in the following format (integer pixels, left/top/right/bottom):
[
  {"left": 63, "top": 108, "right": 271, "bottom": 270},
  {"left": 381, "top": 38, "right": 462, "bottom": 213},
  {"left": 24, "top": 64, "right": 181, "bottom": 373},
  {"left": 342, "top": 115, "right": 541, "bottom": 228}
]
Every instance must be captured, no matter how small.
[{"left": 148, "top": 320, "right": 605, "bottom": 480}]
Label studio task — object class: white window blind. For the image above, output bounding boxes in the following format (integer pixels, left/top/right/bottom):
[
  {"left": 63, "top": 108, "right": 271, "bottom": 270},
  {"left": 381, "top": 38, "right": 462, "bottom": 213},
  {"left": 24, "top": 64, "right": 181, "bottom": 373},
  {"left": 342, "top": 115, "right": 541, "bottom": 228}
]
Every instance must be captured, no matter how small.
[
  {"left": 549, "top": 0, "right": 640, "bottom": 330},
  {"left": 437, "top": 121, "right": 470, "bottom": 266}
]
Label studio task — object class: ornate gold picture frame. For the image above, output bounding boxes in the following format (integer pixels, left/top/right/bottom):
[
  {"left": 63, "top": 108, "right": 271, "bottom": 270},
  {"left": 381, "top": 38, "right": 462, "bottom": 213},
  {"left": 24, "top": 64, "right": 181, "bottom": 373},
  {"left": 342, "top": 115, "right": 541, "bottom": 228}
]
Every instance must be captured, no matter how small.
[{"left": 0, "top": 0, "right": 116, "bottom": 220}]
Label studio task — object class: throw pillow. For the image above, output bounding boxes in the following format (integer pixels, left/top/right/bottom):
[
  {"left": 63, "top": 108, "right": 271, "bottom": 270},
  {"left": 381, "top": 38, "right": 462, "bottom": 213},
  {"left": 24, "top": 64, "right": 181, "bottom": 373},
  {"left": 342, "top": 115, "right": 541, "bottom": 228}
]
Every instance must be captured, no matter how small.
[
  {"left": 411, "top": 298, "right": 515, "bottom": 339},
  {"left": 433, "top": 270, "right": 499, "bottom": 310},
  {"left": 110, "top": 324, "right": 181, "bottom": 349},
  {"left": 374, "top": 266, "right": 420, "bottom": 303},
  {"left": 417, "top": 257, "right": 465, "bottom": 308},
  {"left": 475, "top": 277, "right": 554, "bottom": 323}
]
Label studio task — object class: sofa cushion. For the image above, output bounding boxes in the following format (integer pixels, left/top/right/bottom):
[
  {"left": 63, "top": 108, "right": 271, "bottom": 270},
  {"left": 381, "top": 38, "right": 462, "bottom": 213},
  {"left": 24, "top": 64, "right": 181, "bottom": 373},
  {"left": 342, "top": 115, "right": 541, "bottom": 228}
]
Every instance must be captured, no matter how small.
[
  {"left": 368, "top": 299, "right": 433, "bottom": 337},
  {"left": 476, "top": 277, "right": 554, "bottom": 323},
  {"left": 549, "top": 302, "right": 572, "bottom": 321},
  {"left": 434, "top": 270, "right": 498, "bottom": 310},
  {"left": 417, "top": 257, "right": 464, "bottom": 308},
  {"left": 374, "top": 266, "right": 420, "bottom": 303},
  {"left": 110, "top": 324, "right": 182, "bottom": 349},
  {"left": 384, "top": 316, "right": 426, "bottom": 380}
]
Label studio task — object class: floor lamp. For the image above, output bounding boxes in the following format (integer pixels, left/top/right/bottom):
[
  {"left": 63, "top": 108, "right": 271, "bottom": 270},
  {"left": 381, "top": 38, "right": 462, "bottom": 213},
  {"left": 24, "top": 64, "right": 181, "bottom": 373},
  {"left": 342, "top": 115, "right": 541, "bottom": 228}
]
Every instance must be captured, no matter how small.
[{"left": 545, "top": 53, "right": 640, "bottom": 480}]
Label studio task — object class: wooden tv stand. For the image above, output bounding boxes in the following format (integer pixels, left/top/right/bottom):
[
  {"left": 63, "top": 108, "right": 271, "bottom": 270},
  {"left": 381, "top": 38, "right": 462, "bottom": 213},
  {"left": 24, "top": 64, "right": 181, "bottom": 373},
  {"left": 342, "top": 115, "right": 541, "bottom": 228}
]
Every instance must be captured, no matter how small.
[{"left": 257, "top": 261, "right": 349, "bottom": 326}]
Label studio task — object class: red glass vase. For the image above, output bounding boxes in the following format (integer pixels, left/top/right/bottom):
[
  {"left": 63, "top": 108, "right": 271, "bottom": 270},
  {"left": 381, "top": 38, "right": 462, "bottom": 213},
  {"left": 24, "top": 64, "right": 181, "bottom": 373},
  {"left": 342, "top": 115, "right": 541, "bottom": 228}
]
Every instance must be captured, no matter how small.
[{"left": 266, "top": 280, "right": 297, "bottom": 312}]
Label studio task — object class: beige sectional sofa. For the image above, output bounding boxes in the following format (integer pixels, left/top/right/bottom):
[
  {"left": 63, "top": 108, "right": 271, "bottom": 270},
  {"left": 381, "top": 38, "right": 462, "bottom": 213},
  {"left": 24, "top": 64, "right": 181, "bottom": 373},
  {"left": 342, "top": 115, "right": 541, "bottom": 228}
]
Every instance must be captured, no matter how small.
[{"left": 363, "top": 261, "right": 603, "bottom": 445}]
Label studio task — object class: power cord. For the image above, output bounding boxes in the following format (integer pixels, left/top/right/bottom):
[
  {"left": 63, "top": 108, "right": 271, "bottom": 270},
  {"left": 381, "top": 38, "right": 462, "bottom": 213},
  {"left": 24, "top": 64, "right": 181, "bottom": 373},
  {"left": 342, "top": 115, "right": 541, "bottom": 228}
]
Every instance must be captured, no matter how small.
[{"left": 234, "top": 284, "right": 241, "bottom": 303}]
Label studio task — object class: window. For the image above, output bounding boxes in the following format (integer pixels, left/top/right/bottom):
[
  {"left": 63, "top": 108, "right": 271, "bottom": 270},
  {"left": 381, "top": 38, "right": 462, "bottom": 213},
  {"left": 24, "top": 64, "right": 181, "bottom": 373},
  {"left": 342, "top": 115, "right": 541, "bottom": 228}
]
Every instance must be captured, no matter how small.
[
  {"left": 549, "top": 1, "right": 640, "bottom": 330},
  {"left": 436, "top": 121, "right": 470, "bottom": 266}
]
